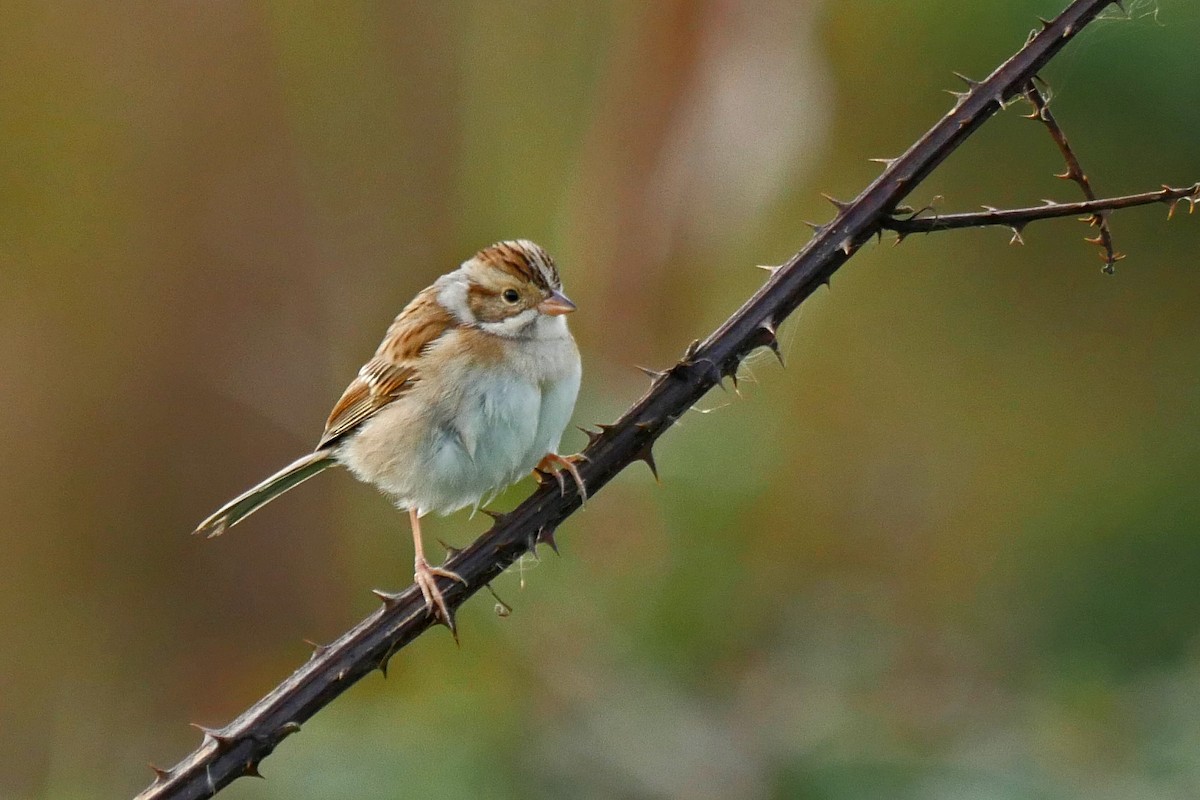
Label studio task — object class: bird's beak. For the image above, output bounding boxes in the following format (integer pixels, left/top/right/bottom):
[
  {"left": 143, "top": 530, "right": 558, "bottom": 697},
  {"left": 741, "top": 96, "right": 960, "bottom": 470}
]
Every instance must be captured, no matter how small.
[{"left": 537, "top": 289, "right": 577, "bottom": 316}]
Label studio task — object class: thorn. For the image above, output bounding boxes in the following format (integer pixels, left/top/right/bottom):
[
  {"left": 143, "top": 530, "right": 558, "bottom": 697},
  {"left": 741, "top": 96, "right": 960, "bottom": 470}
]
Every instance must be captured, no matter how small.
[
  {"left": 820, "top": 193, "right": 850, "bottom": 211},
  {"left": 149, "top": 764, "right": 171, "bottom": 782},
  {"left": 480, "top": 508, "right": 508, "bottom": 525},
  {"left": 577, "top": 425, "right": 604, "bottom": 447},
  {"left": 839, "top": 237, "right": 854, "bottom": 255},
  {"left": 303, "top": 639, "right": 330, "bottom": 659},
  {"left": 244, "top": 761, "right": 265, "bottom": 779},
  {"left": 1038, "top": 16, "right": 1053, "bottom": 30},
  {"left": 1040, "top": 199, "right": 1058, "bottom": 207},
  {"left": 755, "top": 264, "right": 780, "bottom": 273},
  {"left": 635, "top": 364, "right": 665, "bottom": 380},
  {"left": 277, "top": 722, "right": 302, "bottom": 740},
  {"left": 952, "top": 71, "right": 979, "bottom": 88},
  {"left": 438, "top": 606, "right": 460, "bottom": 641},
  {"left": 1054, "top": 170, "right": 1074, "bottom": 180},
  {"left": 682, "top": 339, "right": 701, "bottom": 362},
  {"left": 372, "top": 588, "right": 405, "bottom": 608},
  {"left": 378, "top": 653, "right": 391, "bottom": 678},
  {"left": 1084, "top": 234, "right": 1105, "bottom": 246},
  {"left": 635, "top": 443, "right": 660, "bottom": 483},
  {"left": 190, "top": 723, "right": 233, "bottom": 750},
  {"left": 755, "top": 322, "right": 785, "bottom": 367},
  {"left": 537, "top": 525, "right": 560, "bottom": 555},
  {"left": 802, "top": 220, "right": 827, "bottom": 235},
  {"left": 1009, "top": 227, "right": 1025, "bottom": 246},
  {"left": 993, "top": 93, "right": 1007, "bottom": 109},
  {"left": 724, "top": 360, "right": 740, "bottom": 388},
  {"left": 944, "top": 88, "right": 969, "bottom": 102},
  {"left": 436, "top": 538, "right": 462, "bottom": 559},
  {"left": 868, "top": 157, "right": 897, "bottom": 167},
  {"left": 893, "top": 232, "right": 908, "bottom": 247},
  {"left": 763, "top": 338, "right": 782, "bottom": 367},
  {"left": 981, "top": 205, "right": 999, "bottom": 213}
]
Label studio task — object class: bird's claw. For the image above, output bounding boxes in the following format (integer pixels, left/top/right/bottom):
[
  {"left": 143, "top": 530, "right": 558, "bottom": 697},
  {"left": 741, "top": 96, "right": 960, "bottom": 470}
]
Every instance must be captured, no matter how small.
[
  {"left": 534, "top": 452, "right": 588, "bottom": 504},
  {"left": 414, "top": 557, "right": 467, "bottom": 631}
]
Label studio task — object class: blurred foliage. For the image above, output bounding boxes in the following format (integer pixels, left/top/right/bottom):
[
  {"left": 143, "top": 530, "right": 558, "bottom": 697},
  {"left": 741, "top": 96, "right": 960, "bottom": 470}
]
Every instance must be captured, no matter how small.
[{"left": 2, "top": 2, "right": 1200, "bottom": 799}]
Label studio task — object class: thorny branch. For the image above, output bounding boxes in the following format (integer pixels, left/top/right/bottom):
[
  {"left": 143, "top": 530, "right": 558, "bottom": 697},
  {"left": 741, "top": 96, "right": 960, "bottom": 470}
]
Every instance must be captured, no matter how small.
[
  {"left": 881, "top": 184, "right": 1200, "bottom": 240},
  {"left": 137, "top": 2, "right": 1195, "bottom": 798},
  {"left": 1023, "top": 81, "right": 1122, "bottom": 271}
]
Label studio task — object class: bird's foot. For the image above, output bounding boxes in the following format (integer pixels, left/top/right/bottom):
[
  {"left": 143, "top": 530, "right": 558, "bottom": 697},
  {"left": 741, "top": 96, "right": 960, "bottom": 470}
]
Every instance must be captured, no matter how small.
[
  {"left": 414, "top": 557, "right": 467, "bottom": 630},
  {"left": 534, "top": 452, "right": 588, "bottom": 504}
]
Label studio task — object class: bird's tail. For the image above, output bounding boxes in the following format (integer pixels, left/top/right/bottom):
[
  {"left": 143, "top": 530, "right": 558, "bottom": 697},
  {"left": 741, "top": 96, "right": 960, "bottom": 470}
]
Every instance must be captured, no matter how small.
[{"left": 193, "top": 449, "right": 335, "bottom": 538}]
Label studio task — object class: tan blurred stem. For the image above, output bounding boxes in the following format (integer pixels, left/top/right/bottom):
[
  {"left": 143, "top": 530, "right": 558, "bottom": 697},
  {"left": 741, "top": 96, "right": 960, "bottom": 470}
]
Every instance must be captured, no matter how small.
[{"left": 135, "top": 2, "right": 1150, "bottom": 799}]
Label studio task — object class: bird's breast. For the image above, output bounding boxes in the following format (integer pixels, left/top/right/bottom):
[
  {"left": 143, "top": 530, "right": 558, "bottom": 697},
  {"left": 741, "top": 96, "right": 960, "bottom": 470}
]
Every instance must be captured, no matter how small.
[{"left": 338, "top": 325, "right": 579, "bottom": 515}]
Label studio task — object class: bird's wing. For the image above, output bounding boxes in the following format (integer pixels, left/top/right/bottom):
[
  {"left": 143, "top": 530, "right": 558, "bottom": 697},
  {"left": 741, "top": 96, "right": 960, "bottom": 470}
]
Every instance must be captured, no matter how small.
[
  {"left": 317, "top": 357, "right": 417, "bottom": 448},
  {"left": 317, "top": 287, "right": 457, "bottom": 449}
]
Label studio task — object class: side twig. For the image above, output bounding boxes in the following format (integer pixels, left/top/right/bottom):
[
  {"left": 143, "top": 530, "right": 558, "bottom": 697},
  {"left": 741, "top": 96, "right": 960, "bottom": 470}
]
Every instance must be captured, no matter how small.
[
  {"left": 1023, "top": 80, "right": 1122, "bottom": 271},
  {"left": 136, "top": 3, "right": 1158, "bottom": 798},
  {"left": 881, "top": 183, "right": 1200, "bottom": 239}
]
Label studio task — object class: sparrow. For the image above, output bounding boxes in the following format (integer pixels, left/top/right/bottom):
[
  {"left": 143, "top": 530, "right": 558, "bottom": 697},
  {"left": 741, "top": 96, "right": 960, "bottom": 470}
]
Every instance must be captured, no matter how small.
[{"left": 195, "top": 240, "right": 584, "bottom": 625}]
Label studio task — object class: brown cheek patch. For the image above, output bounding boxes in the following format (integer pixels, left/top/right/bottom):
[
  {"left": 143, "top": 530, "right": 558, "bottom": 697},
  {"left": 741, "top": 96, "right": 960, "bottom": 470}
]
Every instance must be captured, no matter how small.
[{"left": 467, "top": 285, "right": 508, "bottom": 323}]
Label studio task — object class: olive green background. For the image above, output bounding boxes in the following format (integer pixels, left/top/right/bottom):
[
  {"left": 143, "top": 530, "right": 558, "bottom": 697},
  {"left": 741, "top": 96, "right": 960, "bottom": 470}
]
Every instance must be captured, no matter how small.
[{"left": 3, "top": 2, "right": 1200, "bottom": 798}]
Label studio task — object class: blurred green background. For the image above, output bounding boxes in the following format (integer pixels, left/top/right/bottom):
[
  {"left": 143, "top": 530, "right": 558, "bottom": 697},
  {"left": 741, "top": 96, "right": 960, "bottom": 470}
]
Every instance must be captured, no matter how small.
[{"left": 3, "top": 2, "right": 1200, "bottom": 798}]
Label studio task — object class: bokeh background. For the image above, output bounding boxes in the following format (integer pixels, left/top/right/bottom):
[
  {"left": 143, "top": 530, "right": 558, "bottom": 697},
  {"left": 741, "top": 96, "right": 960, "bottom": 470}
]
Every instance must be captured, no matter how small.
[{"left": 3, "top": 2, "right": 1200, "bottom": 798}]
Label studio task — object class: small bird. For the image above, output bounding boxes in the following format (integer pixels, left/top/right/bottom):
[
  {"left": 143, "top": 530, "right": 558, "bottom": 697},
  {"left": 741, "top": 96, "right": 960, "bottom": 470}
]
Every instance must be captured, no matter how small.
[{"left": 195, "top": 240, "right": 584, "bottom": 624}]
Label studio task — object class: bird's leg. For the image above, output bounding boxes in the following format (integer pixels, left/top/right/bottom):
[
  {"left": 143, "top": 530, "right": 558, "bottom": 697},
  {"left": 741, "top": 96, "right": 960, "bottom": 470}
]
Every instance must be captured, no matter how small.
[
  {"left": 533, "top": 452, "right": 588, "bottom": 504},
  {"left": 410, "top": 508, "right": 466, "bottom": 627}
]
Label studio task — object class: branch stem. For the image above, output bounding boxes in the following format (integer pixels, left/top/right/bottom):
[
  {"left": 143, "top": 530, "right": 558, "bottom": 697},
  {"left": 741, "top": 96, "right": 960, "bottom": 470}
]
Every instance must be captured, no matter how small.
[
  {"left": 1024, "top": 81, "right": 1123, "bottom": 270},
  {"left": 882, "top": 183, "right": 1200, "bottom": 236}
]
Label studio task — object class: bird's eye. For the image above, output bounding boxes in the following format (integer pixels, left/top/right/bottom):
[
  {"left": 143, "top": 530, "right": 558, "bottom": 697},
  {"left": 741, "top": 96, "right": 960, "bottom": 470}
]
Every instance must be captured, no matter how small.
[{"left": 502, "top": 289, "right": 520, "bottom": 303}]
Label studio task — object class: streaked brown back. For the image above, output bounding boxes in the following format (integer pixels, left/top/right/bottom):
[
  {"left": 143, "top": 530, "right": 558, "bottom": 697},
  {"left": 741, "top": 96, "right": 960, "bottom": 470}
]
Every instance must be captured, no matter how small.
[{"left": 318, "top": 286, "right": 455, "bottom": 448}]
